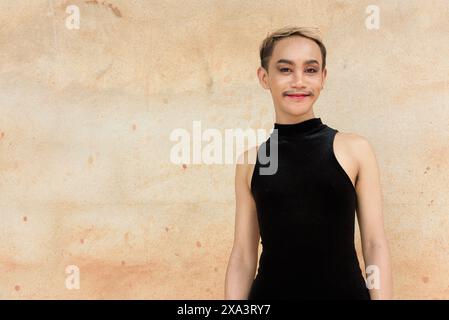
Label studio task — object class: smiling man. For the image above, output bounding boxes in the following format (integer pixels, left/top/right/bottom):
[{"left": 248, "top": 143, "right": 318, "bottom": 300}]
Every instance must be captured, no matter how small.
[{"left": 225, "top": 26, "right": 393, "bottom": 300}]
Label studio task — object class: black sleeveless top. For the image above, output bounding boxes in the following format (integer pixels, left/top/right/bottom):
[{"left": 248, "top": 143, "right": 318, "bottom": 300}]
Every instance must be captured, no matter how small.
[{"left": 248, "top": 117, "right": 370, "bottom": 300}]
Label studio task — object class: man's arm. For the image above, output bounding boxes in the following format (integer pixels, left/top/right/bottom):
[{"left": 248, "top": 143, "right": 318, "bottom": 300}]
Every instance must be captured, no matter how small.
[
  {"left": 353, "top": 136, "right": 393, "bottom": 299},
  {"left": 224, "top": 147, "right": 260, "bottom": 299}
]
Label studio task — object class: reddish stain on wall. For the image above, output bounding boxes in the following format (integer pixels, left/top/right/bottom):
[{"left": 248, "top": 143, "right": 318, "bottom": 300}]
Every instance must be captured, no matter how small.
[{"left": 85, "top": 0, "right": 122, "bottom": 18}]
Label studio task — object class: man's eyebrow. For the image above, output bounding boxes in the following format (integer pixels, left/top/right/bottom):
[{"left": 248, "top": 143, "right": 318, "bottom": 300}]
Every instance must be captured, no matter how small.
[{"left": 276, "top": 59, "right": 320, "bottom": 66}]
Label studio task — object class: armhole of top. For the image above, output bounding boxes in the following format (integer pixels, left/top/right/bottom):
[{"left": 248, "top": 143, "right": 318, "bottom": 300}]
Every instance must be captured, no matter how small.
[{"left": 330, "top": 129, "right": 357, "bottom": 194}]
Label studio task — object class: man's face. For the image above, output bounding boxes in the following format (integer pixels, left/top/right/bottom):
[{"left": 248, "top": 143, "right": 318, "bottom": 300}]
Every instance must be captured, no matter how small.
[{"left": 257, "top": 36, "right": 327, "bottom": 119}]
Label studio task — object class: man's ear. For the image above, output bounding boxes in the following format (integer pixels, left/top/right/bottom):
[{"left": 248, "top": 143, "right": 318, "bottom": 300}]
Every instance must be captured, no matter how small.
[
  {"left": 257, "top": 66, "right": 270, "bottom": 90},
  {"left": 321, "top": 67, "right": 327, "bottom": 89}
]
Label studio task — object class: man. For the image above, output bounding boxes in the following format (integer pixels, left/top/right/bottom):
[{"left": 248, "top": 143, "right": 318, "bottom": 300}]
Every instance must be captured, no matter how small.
[{"left": 224, "top": 26, "right": 393, "bottom": 299}]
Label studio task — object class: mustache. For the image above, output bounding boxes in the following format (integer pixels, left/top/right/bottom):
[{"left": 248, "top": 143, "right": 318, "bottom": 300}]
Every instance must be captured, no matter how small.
[{"left": 283, "top": 91, "right": 314, "bottom": 96}]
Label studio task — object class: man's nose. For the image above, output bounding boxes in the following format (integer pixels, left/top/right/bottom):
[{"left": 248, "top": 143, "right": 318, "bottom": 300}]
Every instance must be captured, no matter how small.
[{"left": 291, "top": 70, "right": 305, "bottom": 87}]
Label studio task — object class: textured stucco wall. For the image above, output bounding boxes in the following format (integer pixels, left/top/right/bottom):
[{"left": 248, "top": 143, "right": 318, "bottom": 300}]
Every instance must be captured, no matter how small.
[{"left": 0, "top": 0, "right": 448, "bottom": 299}]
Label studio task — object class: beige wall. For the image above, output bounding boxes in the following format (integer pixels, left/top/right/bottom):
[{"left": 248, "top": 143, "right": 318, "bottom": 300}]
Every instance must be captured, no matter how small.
[{"left": 0, "top": 0, "right": 448, "bottom": 299}]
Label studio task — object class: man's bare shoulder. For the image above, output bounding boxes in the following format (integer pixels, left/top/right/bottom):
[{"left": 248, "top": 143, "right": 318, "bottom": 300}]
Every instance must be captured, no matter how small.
[
  {"left": 236, "top": 145, "right": 259, "bottom": 166},
  {"left": 337, "top": 131, "right": 377, "bottom": 166}
]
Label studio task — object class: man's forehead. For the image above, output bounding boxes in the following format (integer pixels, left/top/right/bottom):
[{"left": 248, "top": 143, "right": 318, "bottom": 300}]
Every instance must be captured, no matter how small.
[{"left": 271, "top": 38, "right": 322, "bottom": 65}]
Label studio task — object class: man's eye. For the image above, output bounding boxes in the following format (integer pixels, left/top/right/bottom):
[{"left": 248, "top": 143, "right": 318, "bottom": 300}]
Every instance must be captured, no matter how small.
[
  {"left": 306, "top": 68, "right": 317, "bottom": 73},
  {"left": 280, "top": 68, "right": 291, "bottom": 73}
]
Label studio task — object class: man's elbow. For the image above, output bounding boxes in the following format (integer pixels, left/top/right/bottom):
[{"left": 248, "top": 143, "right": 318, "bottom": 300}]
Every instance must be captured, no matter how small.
[
  {"left": 363, "top": 235, "right": 389, "bottom": 252},
  {"left": 230, "top": 245, "right": 258, "bottom": 268}
]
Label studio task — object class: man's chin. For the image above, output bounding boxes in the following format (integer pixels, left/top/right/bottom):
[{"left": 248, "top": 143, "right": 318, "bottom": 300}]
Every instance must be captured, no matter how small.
[{"left": 280, "top": 103, "right": 313, "bottom": 115}]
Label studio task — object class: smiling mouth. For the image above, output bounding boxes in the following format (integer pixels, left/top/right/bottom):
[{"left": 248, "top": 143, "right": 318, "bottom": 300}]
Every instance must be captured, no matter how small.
[{"left": 285, "top": 93, "right": 311, "bottom": 100}]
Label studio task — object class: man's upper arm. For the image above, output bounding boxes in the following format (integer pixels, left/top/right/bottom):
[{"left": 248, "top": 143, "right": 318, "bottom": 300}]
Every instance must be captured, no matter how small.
[
  {"left": 353, "top": 136, "right": 386, "bottom": 249},
  {"left": 232, "top": 148, "right": 260, "bottom": 263}
]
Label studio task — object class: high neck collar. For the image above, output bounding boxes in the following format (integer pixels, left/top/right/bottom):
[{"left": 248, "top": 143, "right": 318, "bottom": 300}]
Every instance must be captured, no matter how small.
[{"left": 273, "top": 117, "right": 324, "bottom": 137}]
